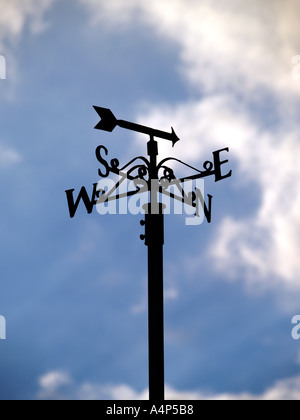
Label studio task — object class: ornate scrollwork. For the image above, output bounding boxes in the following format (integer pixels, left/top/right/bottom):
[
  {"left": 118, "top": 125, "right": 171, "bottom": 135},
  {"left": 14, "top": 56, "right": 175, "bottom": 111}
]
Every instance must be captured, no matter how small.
[
  {"left": 94, "top": 144, "right": 232, "bottom": 207},
  {"left": 122, "top": 159, "right": 150, "bottom": 182},
  {"left": 66, "top": 141, "right": 231, "bottom": 221},
  {"left": 96, "top": 145, "right": 150, "bottom": 181},
  {"left": 158, "top": 166, "right": 176, "bottom": 183},
  {"left": 157, "top": 157, "right": 215, "bottom": 184}
]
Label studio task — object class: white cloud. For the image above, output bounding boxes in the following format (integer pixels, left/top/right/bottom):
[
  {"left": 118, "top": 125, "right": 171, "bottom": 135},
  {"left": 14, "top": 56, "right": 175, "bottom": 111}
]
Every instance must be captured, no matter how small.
[
  {"left": 138, "top": 98, "right": 300, "bottom": 289},
  {"left": 37, "top": 371, "right": 72, "bottom": 400},
  {"left": 134, "top": 96, "right": 300, "bottom": 288},
  {"left": 207, "top": 120, "right": 300, "bottom": 288},
  {"left": 37, "top": 370, "right": 300, "bottom": 400},
  {"left": 165, "top": 288, "right": 179, "bottom": 301},
  {"left": 134, "top": 95, "right": 254, "bottom": 165},
  {"left": 77, "top": 383, "right": 149, "bottom": 401},
  {"left": 0, "top": 142, "right": 22, "bottom": 168},
  {"left": 78, "top": 0, "right": 141, "bottom": 27},
  {"left": 0, "top": 0, "right": 56, "bottom": 47},
  {"left": 0, "top": 0, "right": 57, "bottom": 98},
  {"left": 81, "top": 0, "right": 300, "bottom": 99},
  {"left": 80, "top": 0, "right": 300, "bottom": 290}
]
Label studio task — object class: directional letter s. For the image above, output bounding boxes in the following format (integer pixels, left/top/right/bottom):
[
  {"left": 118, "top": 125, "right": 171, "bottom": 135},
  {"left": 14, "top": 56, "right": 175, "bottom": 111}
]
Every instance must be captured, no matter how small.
[{"left": 95, "top": 145, "right": 110, "bottom": 178}]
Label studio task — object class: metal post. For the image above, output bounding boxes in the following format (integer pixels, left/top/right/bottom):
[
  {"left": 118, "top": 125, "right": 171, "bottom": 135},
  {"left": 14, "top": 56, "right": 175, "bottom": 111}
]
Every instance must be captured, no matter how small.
[
  {"left": 145, "top": 209, "right": 165, "bottom": 401},
  {"left": 141, "top": 138, "right": 165, "bottom": 401}
]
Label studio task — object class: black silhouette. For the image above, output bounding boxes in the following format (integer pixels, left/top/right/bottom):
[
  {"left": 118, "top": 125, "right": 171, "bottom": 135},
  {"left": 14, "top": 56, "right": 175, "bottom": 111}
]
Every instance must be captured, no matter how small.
[
  {"left": 65, "top": 107, "right": 232, "bottom": 401},
  {"left": 94, "top": 106, "right": 180, "bottom": 147}
]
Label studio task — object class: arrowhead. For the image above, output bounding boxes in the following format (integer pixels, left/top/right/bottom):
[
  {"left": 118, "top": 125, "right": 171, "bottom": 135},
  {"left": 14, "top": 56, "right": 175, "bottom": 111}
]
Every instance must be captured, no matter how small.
[
  {"left": 93, "top": 106, "right": 117, "bottom": 132},
  {"left": 171, "top": 127, "right": 180, "bottom": 147}
]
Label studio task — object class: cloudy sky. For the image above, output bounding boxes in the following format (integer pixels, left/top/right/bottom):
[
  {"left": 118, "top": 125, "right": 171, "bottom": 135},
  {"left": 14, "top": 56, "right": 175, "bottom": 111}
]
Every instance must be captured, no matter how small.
[{"left": 1, "top": 0, "right": 300, "bottom": 400}]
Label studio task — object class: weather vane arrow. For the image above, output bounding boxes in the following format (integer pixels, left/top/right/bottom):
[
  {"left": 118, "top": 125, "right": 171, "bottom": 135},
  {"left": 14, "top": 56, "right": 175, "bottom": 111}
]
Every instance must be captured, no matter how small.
[{"left": 93, "top": 106, "right": 180, "bottom": 147}]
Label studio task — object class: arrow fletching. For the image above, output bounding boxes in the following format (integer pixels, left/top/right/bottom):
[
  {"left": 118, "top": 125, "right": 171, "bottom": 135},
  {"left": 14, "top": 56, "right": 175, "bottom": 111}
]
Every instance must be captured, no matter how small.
[{"left": 93, "top": 106, "right": 117, "bottom": 132}]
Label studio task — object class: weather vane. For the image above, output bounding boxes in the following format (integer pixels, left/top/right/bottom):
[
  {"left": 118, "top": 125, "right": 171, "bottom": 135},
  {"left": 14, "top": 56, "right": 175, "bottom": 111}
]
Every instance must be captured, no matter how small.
[{"left": 65, "top": 106, "right": 232, "bottom": 401}]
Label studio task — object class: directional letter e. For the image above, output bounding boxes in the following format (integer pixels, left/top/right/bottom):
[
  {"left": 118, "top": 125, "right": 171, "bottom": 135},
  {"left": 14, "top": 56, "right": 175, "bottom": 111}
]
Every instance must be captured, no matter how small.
[
  {"left": 0, "top": 316, "right": 6, "bottom": 340},
  {"left": 0, "top": 55, "right": 6, "bottom": 80}
]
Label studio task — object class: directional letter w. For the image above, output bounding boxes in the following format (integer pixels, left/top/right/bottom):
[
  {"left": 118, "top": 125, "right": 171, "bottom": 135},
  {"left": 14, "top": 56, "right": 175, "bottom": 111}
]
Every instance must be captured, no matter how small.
[{"left": 65, "top": 183, "right": 99, "bottom": 218}]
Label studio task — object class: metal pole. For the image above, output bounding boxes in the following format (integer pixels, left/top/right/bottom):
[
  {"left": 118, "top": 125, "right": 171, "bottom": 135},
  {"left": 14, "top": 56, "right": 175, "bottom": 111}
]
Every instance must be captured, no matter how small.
[
  {"left": 145, "top": 210, "right": 165, "bottom": 401},
  {"left": 141, "top": 138, "right": 165, "bottom": 401}
]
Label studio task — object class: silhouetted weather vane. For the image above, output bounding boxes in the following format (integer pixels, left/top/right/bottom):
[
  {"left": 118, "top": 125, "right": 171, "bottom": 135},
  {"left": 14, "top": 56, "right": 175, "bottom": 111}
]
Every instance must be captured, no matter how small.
[{"left": 65, "top": 106, "right": 232, "bottom": 401}]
